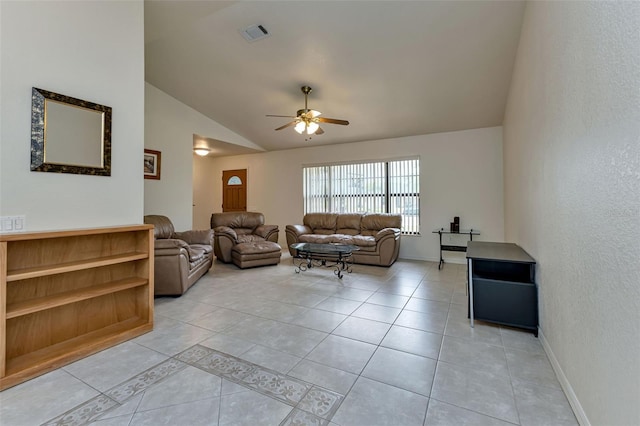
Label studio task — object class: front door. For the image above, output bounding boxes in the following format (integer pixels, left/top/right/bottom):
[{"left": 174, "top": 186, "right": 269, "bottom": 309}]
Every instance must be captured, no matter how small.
[{"left": 222, "top": 169, "right": 247, "bottom": 212}]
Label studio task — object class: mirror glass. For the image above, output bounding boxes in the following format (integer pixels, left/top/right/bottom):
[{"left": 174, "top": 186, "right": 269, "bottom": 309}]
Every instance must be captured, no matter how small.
[{"left": 31, "top": 87, "right": 112, "bottom": 176}]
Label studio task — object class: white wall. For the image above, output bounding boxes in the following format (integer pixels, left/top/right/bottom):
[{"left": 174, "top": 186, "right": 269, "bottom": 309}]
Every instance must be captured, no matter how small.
[
  {"left": 144, "top": 83, "right": 261, "bottom": 231},
  {"left": 0, "top": 1, "right": 145, "bottom": 231},
  {"left": 202, "top": 127, "right": 504, "bottom": 262},
  {"left": 193, "top": 154, "right": 218, "bottom": 229},
  {"left": 503, "top": 2, "right": 640, "bottom": 425}
]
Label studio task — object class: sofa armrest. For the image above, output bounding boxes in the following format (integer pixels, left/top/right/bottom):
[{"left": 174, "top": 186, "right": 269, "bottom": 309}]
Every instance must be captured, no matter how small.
[
  {"left": 153, "top": 238, "right": 190, "bottom": 257},
  {"left": 254, "top": 224, "right": 279, "bottom": 241},
  {"left": 173, "top": 229, "right": 214, "bottom": 246},
  {"left": 154, "top": 238, "right": 190, "bottom": 250},
  {"left": 212, "top": 226, "right": 236, "bottom": 263},
  {"left": 375, "top": 228, "right": 401, "bottom": 266},
  {"left": 213, "top": 226, "right": 238, "bottom": 241},
  {"left": 286, "top": 224, "right": 311, "bottom": 237},
  {"left": 375, "top": 228, "right": 401, "bottom": 241},
  {"left": 285, "top": 224, "right": 312, "bottom": 255}
]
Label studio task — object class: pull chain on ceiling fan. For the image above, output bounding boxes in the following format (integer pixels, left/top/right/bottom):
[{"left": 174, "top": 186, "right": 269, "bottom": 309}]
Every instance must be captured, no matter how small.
[{"left": 266, "top": 86, "right": 349, "bottom": 136}]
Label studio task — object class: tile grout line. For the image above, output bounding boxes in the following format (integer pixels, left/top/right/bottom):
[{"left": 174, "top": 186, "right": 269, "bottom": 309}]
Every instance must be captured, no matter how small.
[
  {"left": 502, "top": 328, "right": 524, "bottom": 426},
  {"left": 322, "top": 274, "right": 428, "bottom": 422}
]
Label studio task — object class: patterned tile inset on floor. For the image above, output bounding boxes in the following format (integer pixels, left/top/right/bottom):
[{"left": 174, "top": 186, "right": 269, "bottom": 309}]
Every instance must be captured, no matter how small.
[
  {"left": 42, "top": 395, "right": 119, "bottom": 426},
  {"left": 241, "top": 366, "right": 309, "bottom": 405},
  {"left": 298, "top": 386, "right": 343, "bottom": 419},
  {"left": 195, "top": 351, "right": 257, "bottom": 382},
  {"left": 280, "top": 408, "right": 329, "bottom": 426},
  {"left": 43, "top": 358, "right": 187, "bottom": 426},
  {"left": 184, "top": 345, "right": 344, "bottom": 421},
  {"left": 176, "top": 343, "right": 216, "bottom": 364},
  {"left": 41, "top": 344, "right": 345, "bottom": 426},
  {"left": 105, "top": 358, "right": 188, "bottom": 403}
]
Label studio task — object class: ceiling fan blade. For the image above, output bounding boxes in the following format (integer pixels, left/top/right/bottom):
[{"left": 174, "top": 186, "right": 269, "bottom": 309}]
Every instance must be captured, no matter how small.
[
  {"left": 275, "top": 121, "right": 298, "bottom": 131},
  {"left": 267, "top": 114, "right": 298, "bottom": 118},
  {"left": 315, "top": 127, "right": 325, "bottom": 135},
  {"left": 316, "top": 117, "right": 349, "bottom": 125}
]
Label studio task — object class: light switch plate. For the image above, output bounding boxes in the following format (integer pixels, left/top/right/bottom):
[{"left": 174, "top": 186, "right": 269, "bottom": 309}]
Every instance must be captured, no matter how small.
[{"left": 0, "top": 215, "right": 26, "bottom": 233}]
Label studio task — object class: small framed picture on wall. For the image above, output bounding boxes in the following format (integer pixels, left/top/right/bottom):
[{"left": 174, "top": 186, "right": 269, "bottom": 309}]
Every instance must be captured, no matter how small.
[{"left": 144, "top": 149, "right": 161, "bottom": 180}]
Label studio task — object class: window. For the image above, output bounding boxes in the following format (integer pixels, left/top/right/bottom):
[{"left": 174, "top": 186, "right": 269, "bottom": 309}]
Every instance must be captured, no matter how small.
[
  {"left": 303, "top": 158, "right": 420, "bottom": 234},
  {"left": 227, "top": 176, "right": 242, "bottom": 185}
]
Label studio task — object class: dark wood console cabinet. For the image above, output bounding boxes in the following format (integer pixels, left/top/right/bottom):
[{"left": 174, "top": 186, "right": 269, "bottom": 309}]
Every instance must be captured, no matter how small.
[{"left": 466, "top": 241, "right": 538, "bottom": 335}]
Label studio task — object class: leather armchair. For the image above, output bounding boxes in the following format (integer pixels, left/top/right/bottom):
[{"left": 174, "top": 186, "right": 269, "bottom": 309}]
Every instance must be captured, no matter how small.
[
  {"left": 143, "top": 215, "right": 213, "bottom": 296},
  {"left": 210, "top": 212, "right": 279, "bottom": 263}
]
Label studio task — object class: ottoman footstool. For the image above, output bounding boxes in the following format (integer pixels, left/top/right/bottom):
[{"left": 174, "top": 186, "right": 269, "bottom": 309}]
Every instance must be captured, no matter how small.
[{"left": 232, "top": 241, "right": 282, "bottom": 269}]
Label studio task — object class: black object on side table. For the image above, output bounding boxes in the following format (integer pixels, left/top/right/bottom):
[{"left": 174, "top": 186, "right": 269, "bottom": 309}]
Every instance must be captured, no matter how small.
[
  {"left": 432, "top": 228, "right": 480, "bottom": 269},
  {"left": 466, "top": 241, "right": 538, "bottom": 336}
]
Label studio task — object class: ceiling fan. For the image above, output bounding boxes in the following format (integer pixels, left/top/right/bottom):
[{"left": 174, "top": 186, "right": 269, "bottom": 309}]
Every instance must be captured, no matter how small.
[{"left": 266, "top": 86, "right": 349, "bottom": 136}]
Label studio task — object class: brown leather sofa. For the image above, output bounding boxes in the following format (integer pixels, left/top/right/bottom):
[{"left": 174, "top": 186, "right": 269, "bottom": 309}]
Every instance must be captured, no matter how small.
[
  {"left": 210, "top": 212, "right": 281, "bottom": 268},
  {"left": 286, "top": 213, "right": 401, "bottom": 266},
  {"left": 143, "top": 215, "right": 214, "bottom": 296}
]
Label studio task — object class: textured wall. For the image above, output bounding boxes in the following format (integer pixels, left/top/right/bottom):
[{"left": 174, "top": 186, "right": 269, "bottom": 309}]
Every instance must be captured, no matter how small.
[
  {"left": 503, "top": 2, "right": 640, "bottom": 424},
  {"left": 144, "top": 84, "right": 259, "bottom": 230},
  {"left": 203, "top": 127, "right": 505, "bottom": 262},
  {"left": 0, "top": 1, "right": 145, "bottom": 230}
]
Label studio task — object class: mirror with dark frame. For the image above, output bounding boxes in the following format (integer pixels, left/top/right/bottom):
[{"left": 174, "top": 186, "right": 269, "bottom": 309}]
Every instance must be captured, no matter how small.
[{"left": 30, "top": 87, "right": 112, "bottom": 176}]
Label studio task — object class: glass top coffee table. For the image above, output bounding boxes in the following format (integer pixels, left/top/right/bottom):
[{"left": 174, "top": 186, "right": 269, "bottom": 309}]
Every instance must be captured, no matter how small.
[{"left": 290, "top": 243, "right": 360, "bottom": 279}]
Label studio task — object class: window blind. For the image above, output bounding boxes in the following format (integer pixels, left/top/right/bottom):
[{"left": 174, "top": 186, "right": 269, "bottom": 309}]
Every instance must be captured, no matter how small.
[{"left": 303, "top": 158, "right": 420, "bottom": 234}]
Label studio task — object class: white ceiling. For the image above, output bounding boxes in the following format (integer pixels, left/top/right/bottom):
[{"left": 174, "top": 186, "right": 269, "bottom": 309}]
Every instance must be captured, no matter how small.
[{"left": 145, "top": 1, "right": 525, "bottom": 153}]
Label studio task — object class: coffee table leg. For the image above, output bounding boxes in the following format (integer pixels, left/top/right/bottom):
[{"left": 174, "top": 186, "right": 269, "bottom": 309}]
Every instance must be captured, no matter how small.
[
  {"left": 334, "top": 253, "right": 344, "bottom": 279},
  {"left": 293, "top": 252, "right": 313, "bottom": 274},
  {"left": 333, "top": 253, "right": 353, "bottom": 279}
]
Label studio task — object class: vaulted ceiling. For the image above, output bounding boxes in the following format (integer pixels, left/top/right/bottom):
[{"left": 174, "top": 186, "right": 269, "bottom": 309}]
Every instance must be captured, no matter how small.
[{"left": 145, "top": 1, "right": 525, "bottom": 152}]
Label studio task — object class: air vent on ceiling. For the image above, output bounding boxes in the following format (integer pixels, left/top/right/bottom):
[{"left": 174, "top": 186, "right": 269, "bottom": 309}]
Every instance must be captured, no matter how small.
[{"left": 240, "top": 24, "right": 270, "bottom": 42}]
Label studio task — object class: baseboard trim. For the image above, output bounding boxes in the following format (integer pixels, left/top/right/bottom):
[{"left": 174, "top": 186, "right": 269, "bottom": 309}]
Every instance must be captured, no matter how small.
[
  {"left": 538, "top": 327, "right": 590, "bottom": 426},
  {"left": 399, "top": 255, "right": 440, "bottom": 262},
  {"left": 399, "top": 255, "right": 467, "bottom": 265}
]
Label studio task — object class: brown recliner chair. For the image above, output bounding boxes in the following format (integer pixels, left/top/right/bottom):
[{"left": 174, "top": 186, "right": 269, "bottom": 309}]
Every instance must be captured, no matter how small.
[
  {"left": 143, "top": 215, "right": 214, "bottom": 296},
  {"left": 210, "top": 212, "right": 281, "bottom": 268}
]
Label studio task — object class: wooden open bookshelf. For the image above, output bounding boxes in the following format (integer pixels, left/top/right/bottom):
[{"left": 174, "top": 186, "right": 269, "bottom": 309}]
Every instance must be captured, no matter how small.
[{"left": 0, "top": 225, "right": 154, "bottom": 390}]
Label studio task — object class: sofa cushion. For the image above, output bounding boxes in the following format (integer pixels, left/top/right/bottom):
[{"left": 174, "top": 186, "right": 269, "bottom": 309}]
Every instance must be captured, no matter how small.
[
  {"left": 190, "top": 243, "right": 213, "bottom": 255},
  {"left": 173, "top": 229, "right": 214, "bottom": 246},
  {"left": 361, "top": 213, "right": 402, "bottom": 236},
  {"left": 237, "top": 234, "right": 266, "bottom": 243},
  {"left": 299, "top": 234, "right": 335, "bottom": 244},
  {"left": 188, "top": 247, "right": 205, "bottom": 262},
  {"left": 304, "top": 213, "right": 338, "bottom": 234},
  {"left": 211, "top": 212, "right": 264, "bottom": 231},
  {"left": 336, "top": 214, "right": 362, "bottom": 235},
  {"left": 352, "top": 235, "right": 377, "bottom": 247},
  {"left": 331, "top": 234, "right": 355, "bottom": 245},
  {"left": 232, "top": 241, "right": 282, "bottom": 256},
  {"left": 235, "top": 228, "right": 257, "bottom": 236}
]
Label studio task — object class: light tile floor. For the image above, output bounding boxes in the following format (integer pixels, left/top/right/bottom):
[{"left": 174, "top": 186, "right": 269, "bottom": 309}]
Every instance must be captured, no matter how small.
[{"left": 0, "top": 256, "right": 578, "bottom": 426}]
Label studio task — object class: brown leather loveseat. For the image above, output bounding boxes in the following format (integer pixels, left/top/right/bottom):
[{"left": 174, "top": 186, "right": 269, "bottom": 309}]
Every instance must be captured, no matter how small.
[
  {"left": 144, "top": 215, "right": 214, "bottom": 296},
  {"left": 210, "top": 212, "right": 281, "bottom": 268},
  {"left": 286, "top": 213, "right": 402, "bottom": 266}
]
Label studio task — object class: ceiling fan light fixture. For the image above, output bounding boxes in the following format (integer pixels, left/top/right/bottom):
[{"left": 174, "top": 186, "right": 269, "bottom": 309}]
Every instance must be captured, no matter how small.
[
  {"left": 268, "top": 85, "right": 349, "bottom": 136},
  {"left": 194, "top": 148, "right": 210, "bottom": 156},
  {"left": 307, "top": 122, "right": 319, "bottom": 134},
  {"left": 294, "top": 121, "right": 306, "bottom": 134}
]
